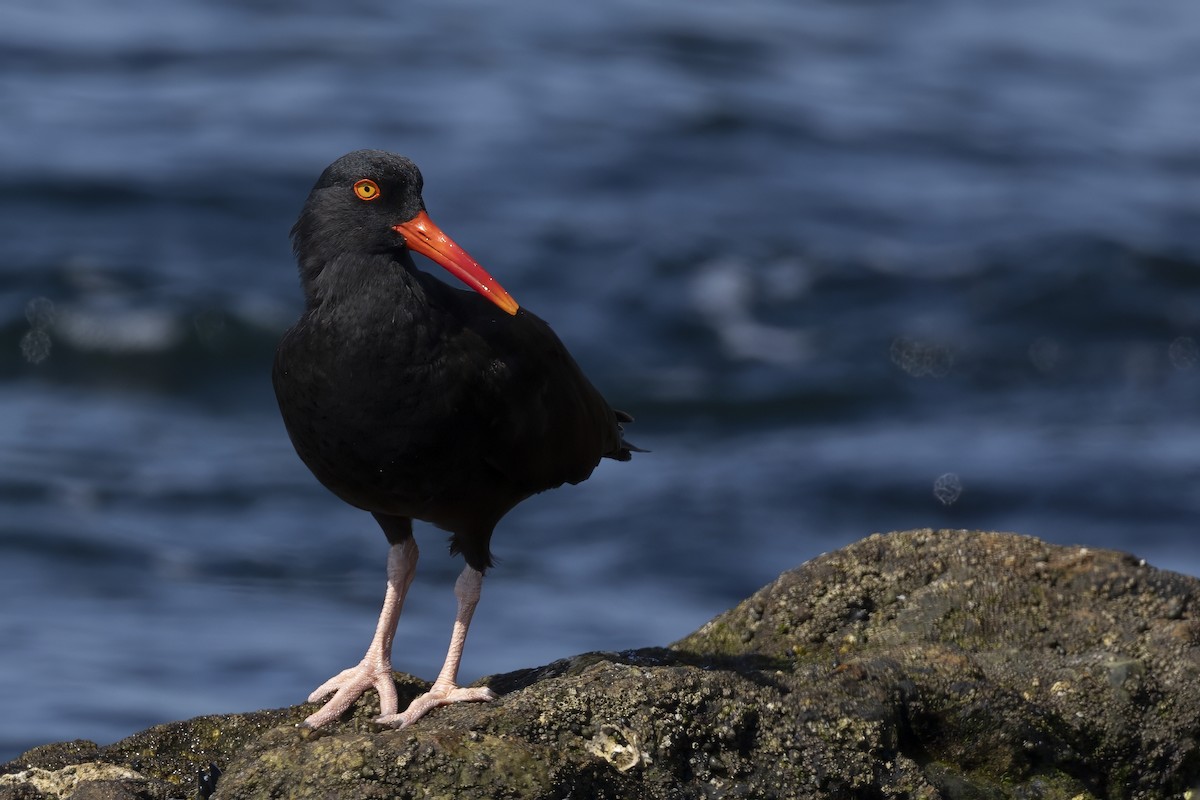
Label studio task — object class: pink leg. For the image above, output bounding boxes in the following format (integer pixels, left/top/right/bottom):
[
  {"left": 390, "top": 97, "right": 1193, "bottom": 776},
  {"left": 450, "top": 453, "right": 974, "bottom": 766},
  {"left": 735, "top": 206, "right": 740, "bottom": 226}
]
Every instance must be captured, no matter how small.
[
  {"left": 377, "top": 566, "right": 496, "bottom": 727},
  {"left": 303, "top": 537, "right": 418, "bottom": 728}
]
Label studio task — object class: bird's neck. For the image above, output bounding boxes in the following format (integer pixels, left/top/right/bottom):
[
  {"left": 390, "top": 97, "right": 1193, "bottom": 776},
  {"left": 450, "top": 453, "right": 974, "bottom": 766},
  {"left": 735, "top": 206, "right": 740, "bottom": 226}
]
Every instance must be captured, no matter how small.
[{"left": 303, "top": 251, "right": 431, "bottom": 319}]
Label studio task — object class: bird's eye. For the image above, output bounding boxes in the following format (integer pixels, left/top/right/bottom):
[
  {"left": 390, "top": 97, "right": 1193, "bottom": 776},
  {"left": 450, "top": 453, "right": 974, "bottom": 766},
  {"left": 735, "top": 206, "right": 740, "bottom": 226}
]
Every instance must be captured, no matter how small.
[{"left": 353, "top": 179, "right": 381, "bottom": 201}]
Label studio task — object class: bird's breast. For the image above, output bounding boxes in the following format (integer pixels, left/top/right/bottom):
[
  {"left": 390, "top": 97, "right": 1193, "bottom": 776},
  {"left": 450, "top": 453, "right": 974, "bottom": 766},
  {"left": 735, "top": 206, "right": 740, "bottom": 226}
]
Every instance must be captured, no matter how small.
[{"left": 273, "top": 311, "right": 512, "bottom": 513}]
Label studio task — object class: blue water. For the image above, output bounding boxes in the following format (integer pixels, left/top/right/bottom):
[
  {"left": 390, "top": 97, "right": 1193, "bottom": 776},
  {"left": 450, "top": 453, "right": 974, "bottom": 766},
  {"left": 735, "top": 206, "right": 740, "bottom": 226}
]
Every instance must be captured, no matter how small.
[{"left": 4, "top": 0, "right": 1200, "bottom": 761}]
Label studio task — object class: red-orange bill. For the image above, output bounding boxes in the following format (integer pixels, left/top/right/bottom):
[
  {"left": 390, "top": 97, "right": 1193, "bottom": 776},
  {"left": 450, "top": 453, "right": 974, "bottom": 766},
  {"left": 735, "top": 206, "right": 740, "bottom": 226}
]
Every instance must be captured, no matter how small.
[{"left": 393, "top": 211, "right": 520, "bottom": 315}]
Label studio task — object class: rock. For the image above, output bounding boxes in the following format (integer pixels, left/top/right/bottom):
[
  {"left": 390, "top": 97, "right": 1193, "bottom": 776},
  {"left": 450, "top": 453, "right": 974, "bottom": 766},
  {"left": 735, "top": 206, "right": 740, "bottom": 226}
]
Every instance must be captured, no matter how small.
[
  {"left": 3, "top": 529, "right": 1200, "bottom": 799},
  {"left": 0, "top": 763, "right": 163, "bottom": 800}
]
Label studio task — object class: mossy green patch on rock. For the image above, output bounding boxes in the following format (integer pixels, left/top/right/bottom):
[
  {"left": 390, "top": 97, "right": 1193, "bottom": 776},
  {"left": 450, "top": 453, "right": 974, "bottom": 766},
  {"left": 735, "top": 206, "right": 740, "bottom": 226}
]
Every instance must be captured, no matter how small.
[{"left": 4, "top": 530, "right": 1199, "bottom": 799}]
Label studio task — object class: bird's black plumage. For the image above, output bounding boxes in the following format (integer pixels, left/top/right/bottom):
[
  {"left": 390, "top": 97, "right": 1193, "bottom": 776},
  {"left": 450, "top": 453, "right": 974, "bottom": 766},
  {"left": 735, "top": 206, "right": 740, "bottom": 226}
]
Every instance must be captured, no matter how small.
[
  {"left": 273, "top": 149, "right": 637, "bottom": 572},
  {"left": 274, "top": 151, "right": 641, "bottom": 728}
]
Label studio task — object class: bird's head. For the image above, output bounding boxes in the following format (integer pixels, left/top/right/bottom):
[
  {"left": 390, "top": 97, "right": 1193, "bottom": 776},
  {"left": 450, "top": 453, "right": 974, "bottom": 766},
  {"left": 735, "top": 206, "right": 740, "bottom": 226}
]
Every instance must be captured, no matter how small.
[{"left": 292, "top": 150, "right": 519, "bottom": 315}]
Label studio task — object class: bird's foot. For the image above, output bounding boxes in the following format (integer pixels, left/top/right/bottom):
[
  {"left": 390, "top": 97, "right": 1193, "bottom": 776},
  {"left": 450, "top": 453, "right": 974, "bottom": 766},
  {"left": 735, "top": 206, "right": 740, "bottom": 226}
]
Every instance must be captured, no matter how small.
[
  {"left": 302, "top": 658, "right": 398, "bottom": 729},
  {"left": 376, "top": 683, "right": 497, "bottom": 728}
]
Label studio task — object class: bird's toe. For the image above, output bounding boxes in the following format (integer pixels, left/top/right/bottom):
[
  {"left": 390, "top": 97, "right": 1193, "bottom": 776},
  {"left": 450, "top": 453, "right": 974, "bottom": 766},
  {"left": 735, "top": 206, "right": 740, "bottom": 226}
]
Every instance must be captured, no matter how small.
[
  {"left": 302, "top": 658, "right": 397, "bottom": 728},
  {"left": 376, "top": 683, "right": 496, "bottom": 728}
]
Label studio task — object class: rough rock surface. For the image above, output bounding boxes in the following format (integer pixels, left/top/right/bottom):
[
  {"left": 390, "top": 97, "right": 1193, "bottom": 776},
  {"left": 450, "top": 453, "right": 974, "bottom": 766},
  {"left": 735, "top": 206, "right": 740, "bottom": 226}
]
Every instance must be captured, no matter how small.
[{"left": 4, "top": 529, "right": 1200, "bottom": 799}]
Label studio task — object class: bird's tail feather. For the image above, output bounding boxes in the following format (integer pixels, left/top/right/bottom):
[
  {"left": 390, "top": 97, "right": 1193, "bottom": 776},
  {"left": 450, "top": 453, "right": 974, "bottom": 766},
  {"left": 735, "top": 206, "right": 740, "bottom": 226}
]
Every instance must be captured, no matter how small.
[{"left": 607, "top": 408, "right": 647, "bottom": 461}]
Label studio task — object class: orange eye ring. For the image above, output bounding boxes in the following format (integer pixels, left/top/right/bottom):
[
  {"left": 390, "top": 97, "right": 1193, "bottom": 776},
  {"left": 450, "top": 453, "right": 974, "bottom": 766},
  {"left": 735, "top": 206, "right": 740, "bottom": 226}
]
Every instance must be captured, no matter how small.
[{"left": 353, "top": 179, "right": 381, "bottom": 201}]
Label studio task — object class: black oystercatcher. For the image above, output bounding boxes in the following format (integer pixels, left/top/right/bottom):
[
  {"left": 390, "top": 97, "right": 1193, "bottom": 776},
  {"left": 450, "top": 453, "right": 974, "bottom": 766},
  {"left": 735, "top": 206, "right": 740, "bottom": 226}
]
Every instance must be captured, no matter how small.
[{"left": 273, "top": 150, "right": 639, "bottom": 728}]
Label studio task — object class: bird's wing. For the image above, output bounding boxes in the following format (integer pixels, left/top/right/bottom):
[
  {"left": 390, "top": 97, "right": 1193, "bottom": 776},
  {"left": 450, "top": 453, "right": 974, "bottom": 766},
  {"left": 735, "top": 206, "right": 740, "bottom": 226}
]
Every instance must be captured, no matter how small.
[{"left": 456, "top": 308, "right": 627, "bottom": 493}]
